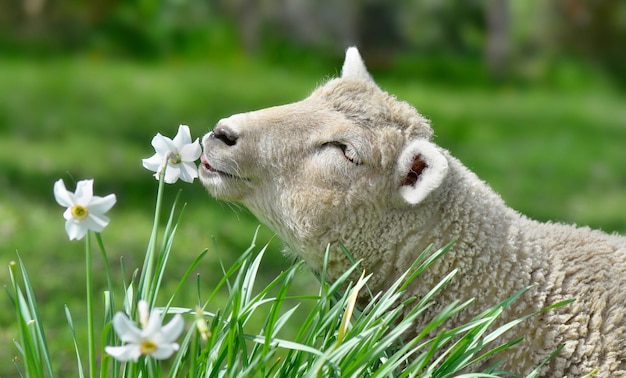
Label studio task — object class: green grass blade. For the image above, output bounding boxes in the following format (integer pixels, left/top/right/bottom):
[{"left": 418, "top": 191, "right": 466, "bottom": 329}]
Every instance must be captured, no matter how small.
[
  {"left": 164, "top": 249, "right": 209, "bottom": 313},
  {"left": 11, "top": 290, "right": 42, "bottom": 377},
  {"left": 15, "top": 253, "right": 54, "bottom": 377},
  {"left": 150, "top": 192, "right": 185, "bottom": 305},
  {"left": 64, "top": 305, "right": 85, "bottom": 378},
  {"left": 399, "top": 241, "right": 456, "bottom": 293},
  {"left": 139, "top": 167, "right": 166, "bottom": 300},
  {"left": 245, "top": 334, "right": 324, "bottom": 357},
  {"left": 94, "top": 233, "right": 116, "bottom": 318}
]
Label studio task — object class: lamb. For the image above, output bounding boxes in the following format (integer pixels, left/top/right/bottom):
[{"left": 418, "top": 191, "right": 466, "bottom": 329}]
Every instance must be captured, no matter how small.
[{"left": 198, "top": 47, "right": 626, "bottom": 377}]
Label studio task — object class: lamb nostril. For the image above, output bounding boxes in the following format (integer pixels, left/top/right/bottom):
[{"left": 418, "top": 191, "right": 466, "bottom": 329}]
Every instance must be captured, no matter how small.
[{"left": 212, "top": 125, "right": 239, "bottom": 146}]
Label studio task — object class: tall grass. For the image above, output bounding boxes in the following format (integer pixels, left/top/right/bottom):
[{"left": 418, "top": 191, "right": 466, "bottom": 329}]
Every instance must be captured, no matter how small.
[{"left": 7, "top": 157, "right": 571, "bottom": 377}]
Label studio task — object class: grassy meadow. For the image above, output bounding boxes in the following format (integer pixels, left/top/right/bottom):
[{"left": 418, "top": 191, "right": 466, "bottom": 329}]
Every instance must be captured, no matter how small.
[{"left": 0, "top": 54, "right": 625, "bottom": 376}]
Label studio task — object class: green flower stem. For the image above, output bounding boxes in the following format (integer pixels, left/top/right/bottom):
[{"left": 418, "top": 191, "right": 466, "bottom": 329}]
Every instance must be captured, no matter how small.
[
  {"left": 95, "top": 233, "right": 115, "bottom": 313},
  {"left": 95, "top": 232, "right": 118, "bottom": 377},
  {"left": 139, "top": 162, "right": 166, "bottom": 304},
  {"left": 85, "top": 231, "right": 96, "bottom": 378}
]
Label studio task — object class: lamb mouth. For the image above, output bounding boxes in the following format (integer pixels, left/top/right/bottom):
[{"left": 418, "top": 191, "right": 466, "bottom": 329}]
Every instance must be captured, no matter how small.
[{"left": 200, "top": 154, "right": 243, "bottom": 180}]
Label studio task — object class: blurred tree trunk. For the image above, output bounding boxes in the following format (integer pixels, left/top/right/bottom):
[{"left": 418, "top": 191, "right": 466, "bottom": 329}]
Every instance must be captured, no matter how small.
[
  {"left": 22, "top": 0, "right": 46, "bottom": 37},
  {"left": 485, "top": 0, "right": 510, "bottom": 78},
  {"left": 357, "top": 0, "right": 403, "bottom": 68},
  {"left": 214, "top": 0, "right": 263, "bottom": 54},
  {"left": 556, "top": 0, "right": 626, "bottom": 82},
  {"left": 231, "top": 0, "right": 261, "bottom": 54}
]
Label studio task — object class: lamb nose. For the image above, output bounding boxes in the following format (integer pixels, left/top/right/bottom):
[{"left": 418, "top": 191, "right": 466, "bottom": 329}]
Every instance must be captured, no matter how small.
[{"left": 212, "top": 125, "right": 239, "bottom": 146}]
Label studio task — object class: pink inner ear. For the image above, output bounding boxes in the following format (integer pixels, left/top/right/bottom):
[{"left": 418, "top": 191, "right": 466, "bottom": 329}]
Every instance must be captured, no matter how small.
[{"left": 403, "top": 154, "right": 428, "bottom": 186}]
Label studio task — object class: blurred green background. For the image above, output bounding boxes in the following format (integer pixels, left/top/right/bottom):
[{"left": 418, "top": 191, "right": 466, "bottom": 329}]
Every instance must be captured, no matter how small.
[{"left": 1, "top": 1, "right": 625, "bottom": 375}]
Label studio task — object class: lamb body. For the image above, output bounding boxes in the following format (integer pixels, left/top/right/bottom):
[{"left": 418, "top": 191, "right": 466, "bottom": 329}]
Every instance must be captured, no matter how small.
[{"left": 199, "top": 48, "right": 626, "bottom": 376}]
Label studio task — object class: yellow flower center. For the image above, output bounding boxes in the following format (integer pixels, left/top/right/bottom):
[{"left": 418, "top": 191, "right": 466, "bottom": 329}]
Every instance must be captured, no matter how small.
[
  {"left": 71, "top": 205, "right": 89, "bottom": 220},
  {"left": 140, "top": 340, "right": 158, "bottom": 355}
]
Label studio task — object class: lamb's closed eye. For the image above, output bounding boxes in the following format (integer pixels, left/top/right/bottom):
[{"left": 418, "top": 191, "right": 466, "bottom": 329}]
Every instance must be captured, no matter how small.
[
  {"left": 339, "top": 143, "right": 361, "bottom": 165},
  {"left": 321, "top": 142, "right": 362, "bottom": 165}
]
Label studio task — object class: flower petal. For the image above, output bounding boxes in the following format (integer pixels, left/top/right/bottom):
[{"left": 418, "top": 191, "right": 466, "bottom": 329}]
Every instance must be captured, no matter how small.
[
  {"left": 172, "top": 125, "right": 192, "bottom": 149},
  {"left": 105, "top": 344, "right": 142, "bottom": 362},
  {"left": 88, "top": 194, "right": 116, "bottom": 214},
  {"left": 74, "top": 180, "right": 94, "bottom": 205},
  {"left": 112, "top": 312, "right": 143, "bottom": 343},
  {"left": 53, "top": 179, "right": 75, "bottom": 208},
  {"left": 83, "top": 213, "right": 110, "bottom": 232},
  {"left": 63, "top": 207, "right": 74, "bottom": 221},
  {"left": 149, "top": 342, "right": 179, "bottom": 360},
  {"left": 180, "top": 141, "right": 201, "bottom": 162},
  {"left": 142, "top": 153, "right": 165, "bottom": 173},
  {"left": 65, "top": 218, "right": 87, "bottom": 240},
  {"left": 151, "top": 133, "right": 176, "bottom": 156},
  {"left": 178, "top": 162, "right": 198, "bottom": 183},
  {"left": 142, "top": 309, "right": 163, "bottom": 337},
  {"left": 163, "top": 165, "right": 181, "bottom": 184},
  {"left": 160, "top": 314, "right": 185, "bottom": 342},
  {"left": 137, "top": 300, "right": 150, "bottom": 329}
]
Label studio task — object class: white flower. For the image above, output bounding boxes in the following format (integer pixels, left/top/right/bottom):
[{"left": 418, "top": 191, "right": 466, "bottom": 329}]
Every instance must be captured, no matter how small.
[
  {"left": 142, "top": 125, "right": 202, "bottom": 184},
  {"left": 105, "top": 300, "right": 184, "bottom": 362},
  {"left": 53, "top": 179, "right": 116, "bottom": 240}
]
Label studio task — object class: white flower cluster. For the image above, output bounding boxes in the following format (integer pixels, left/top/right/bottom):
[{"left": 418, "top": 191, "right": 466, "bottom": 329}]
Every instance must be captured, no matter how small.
[
  {"left": 53, "top": 125, "right": 205, "bottom": 362},
  {"left": 54, "top": 125, "right": 202, "bottom": 240}
]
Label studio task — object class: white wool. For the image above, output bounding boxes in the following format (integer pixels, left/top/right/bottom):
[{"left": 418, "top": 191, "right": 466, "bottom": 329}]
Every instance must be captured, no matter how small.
[{"left": 200, "top": 47, "right": 626, "bottom": 377}]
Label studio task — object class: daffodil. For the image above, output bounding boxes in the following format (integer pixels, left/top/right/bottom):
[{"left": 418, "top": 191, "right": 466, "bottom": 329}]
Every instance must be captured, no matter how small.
[
  {"left": 105, "top": 300, "right": 184, "bottom": 362},
  {"left": 53, "top": 179, "right": 116, "bottom": 240},
  {"left": 142, "top": 125, "right": 202, "bottom": 184}
]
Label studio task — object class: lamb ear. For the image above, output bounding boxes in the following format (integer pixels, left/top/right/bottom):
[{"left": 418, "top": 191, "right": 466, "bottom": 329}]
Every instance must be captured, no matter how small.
[
  {"left": 341, "top": 47, "right": 373, "bottom": 82},
  {"left": 397, "top": 140, "right": 449, "bottom": 205}
]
